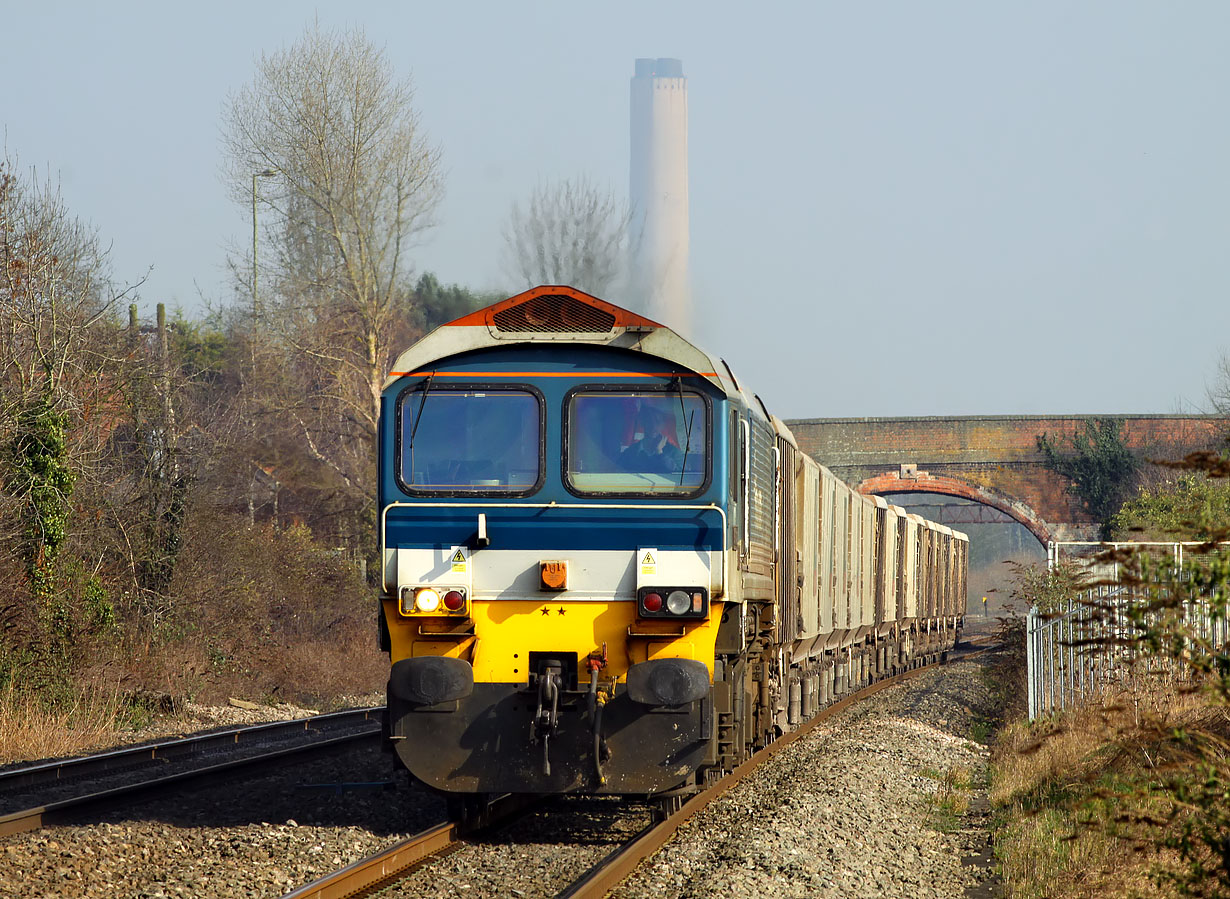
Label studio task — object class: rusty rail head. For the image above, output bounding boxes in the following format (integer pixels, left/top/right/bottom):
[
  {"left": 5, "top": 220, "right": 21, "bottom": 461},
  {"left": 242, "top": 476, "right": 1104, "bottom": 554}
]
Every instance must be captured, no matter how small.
[
  {"left": 280, "top": 822, "right": 459, "bottom": 899},
  {"left": 278, "top": 791, "right": 540, "bottom": 899}
]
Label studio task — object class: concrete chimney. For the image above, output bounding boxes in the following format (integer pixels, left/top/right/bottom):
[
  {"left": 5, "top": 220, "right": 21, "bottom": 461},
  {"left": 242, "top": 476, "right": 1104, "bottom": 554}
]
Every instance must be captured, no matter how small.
[{"left": 630, "top": 58, "right": 690, "bottom": 331}]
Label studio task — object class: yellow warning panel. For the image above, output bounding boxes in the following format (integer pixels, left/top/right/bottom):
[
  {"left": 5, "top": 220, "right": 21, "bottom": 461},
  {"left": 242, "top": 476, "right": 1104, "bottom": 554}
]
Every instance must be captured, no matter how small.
[
  {"left": 450, "top": 547, "right": 467, "bottom": 574},
  {"left": 639, "top": 548, "right": 657, "bottom": 578}
]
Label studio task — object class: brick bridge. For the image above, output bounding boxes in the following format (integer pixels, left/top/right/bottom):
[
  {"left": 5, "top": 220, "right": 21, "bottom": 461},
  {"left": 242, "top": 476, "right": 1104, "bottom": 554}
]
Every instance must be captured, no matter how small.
[{"left": 783, "top": 415, "right": 1224, "bottom": 544}]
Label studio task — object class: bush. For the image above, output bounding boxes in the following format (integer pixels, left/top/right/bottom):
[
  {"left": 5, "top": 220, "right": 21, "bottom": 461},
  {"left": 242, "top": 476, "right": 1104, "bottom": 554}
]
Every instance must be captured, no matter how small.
[
  {"left": 152, "top": 505, "right": 386, "bottom": 705},
  {"left": 1038, "top": 418, "right": 1140, "bottom": 538},
  {"left": 1110, "top": 474, "right": 1230, "bottom": 542}
]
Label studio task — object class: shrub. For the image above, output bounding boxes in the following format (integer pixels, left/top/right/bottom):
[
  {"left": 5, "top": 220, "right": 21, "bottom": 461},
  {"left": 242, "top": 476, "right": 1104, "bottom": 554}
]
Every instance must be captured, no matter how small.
[{"left": 1038, "top": 418, "right": 1139, "bottom": 538}]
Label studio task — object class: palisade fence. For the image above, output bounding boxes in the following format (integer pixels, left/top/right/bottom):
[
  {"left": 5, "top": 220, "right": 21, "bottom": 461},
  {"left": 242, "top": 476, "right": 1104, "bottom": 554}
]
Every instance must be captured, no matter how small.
[{"left": 1026, "top": 541, "right": 1230, "bottom": 721}]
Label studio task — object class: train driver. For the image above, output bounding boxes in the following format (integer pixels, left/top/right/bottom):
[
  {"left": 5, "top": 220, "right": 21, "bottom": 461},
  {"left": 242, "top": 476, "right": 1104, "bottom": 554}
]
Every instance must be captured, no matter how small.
[{"left": 619, "top": 403, "right": 683, "bottom": 475}]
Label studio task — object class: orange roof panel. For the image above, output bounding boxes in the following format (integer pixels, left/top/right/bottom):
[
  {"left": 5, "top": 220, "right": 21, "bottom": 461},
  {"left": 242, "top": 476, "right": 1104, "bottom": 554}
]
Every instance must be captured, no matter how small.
[{"left": 445, "top": 285, "right": 663, "bottom": 331}]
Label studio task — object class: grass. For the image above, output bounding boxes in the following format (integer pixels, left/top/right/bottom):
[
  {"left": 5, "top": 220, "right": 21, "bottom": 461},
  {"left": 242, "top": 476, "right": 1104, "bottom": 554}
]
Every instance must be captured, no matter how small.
[
  {"left": 0, "top": 679, "right": 126, "bottom": 765},
  {"left": 921, "top": 764, "right": 974, "bottom": 833},
  {"left": 970, "top": 715, "right": 996, "bottom": 745},
  {"left": 989, "top": 681, "right": 1219, "bottom": 899}
]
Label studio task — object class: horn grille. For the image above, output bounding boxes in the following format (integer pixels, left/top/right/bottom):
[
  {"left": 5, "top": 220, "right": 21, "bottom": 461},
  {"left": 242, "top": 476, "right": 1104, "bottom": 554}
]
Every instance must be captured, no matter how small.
[{"left": 491, "top": 294, "right": 616, "bottom": 334}]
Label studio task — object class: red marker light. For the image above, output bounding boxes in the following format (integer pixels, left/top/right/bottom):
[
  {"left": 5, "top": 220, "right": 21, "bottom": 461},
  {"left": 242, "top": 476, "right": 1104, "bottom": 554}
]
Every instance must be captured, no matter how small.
[
  {"left": 443, "top": 590, "right": 465, "bottom": 611},
  {"left": 642, "top": 592, "right": 663, "bottom": 613}
]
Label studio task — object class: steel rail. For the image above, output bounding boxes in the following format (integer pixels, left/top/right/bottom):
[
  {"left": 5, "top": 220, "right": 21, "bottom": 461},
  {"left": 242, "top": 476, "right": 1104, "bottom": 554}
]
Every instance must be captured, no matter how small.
[
  {"left": 0, "top": 725, "right": 380, "bottom": 838},
  {"left": 0, "top": 707, "right": 382, "bottom": 793},
  {"left": 280, "top": 793, "right": 538, "bottom": 899},
  {"left": 282, "top": 821, "right": 459, "bottom": 899},
  {"left": 557, "top": 641, "right": 996, "bottom": 899}
]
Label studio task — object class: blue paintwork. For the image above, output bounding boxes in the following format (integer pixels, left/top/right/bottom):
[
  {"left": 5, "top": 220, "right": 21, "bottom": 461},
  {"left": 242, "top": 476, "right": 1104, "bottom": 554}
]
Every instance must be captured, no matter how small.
[
  {"left": 384, "top": 508, "right": 725, "bottom": 553},
  {"left": 379, "top": 344, "right": 732, "bottom": 555}
]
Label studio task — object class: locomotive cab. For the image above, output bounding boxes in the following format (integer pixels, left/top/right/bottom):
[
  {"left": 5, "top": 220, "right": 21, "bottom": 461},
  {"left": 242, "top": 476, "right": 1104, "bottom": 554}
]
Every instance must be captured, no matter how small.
[{"left": 378, "top": 288, "right": 730, "bottom": 797}]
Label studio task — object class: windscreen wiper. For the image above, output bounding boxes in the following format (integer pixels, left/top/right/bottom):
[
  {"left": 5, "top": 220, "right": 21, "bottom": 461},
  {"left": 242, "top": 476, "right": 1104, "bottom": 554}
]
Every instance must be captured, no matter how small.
[
  {"left": 409, "top": 371, "right": 436, "bottom": 448},
  {"left": 673, "top": 376, "right": 695, "bottom": 485},
  {"left": 678, "top": 409, "right": 695, "bottom": 486}
]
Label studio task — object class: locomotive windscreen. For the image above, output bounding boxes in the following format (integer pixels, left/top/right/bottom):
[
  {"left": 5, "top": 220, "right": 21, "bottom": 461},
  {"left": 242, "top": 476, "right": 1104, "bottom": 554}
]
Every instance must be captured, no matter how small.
[
  {"left": 566, "top": 390, "right": 707, "bottom": 494},
  {"left": 399, "top": 388, "right": 541, "bottom": 492}
]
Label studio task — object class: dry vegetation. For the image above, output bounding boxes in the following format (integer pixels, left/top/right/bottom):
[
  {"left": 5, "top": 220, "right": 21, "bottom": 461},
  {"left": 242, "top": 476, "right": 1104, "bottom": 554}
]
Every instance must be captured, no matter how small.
[
  {"left": 0, "top": 507, "right": 388, "bottom": 764},
  {"left": 921, "top": 764, "right": 975, "bottom": 833},
  {"left": 990, "top": 554, "right": 1230, "bottom": 899},
  {"left": 991, "top": 681, "right": 1221, "bottom": 898},
  {"left": 0, "top": 680, "right": 130, "bottom": 764}
]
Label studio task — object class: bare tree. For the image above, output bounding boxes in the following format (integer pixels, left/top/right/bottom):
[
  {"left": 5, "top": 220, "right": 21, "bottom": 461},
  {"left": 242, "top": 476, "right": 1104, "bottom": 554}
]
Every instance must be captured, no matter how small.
[
  {"left": 0, "top": 165, "right": 114, "bottom": 404},
  {"left": 502, "top": 176, "right": 634, "bottom": 297},
  {"left": 1208, "top": 353, "right": 1230, "bottom": 418},
  {"left": 0, "top": 159, "right": 132, "bottom": 614},
  {"left": 221, "top": 24, "right": 442, "bottom": 501}
]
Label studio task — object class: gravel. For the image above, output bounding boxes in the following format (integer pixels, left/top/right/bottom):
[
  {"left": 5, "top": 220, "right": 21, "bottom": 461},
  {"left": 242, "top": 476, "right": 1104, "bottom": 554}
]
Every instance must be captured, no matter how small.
[
  {"left": 0, "top": 658, "right": 997, "bottom": 898},
  {"left": 612, "top": 657, "right": 997, "bottom": 899}
]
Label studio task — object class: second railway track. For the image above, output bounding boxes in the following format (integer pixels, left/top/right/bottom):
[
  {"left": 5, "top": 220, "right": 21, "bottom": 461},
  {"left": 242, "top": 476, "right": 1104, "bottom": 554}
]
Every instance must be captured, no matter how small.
[
  {"left": 0, "top": 728, "right": 445, "bottom": 897},
  {"left": 0, "top": 708, "right": 382, "bottom": 837}
]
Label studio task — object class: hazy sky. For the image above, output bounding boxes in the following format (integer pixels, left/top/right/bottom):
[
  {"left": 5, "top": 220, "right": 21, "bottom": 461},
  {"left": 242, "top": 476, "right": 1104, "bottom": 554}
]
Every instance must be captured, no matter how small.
[{"left": 4, "top": 2, "right": 1227, "bottom": 418}]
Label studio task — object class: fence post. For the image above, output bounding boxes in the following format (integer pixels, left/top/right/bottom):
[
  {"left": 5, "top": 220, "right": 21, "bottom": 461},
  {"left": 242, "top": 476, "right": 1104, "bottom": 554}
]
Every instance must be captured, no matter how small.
[
  {"left": 1062, "top": 600, "right": 1072, "bottom": 713},
  {"left": 1048, "top": 615, "right": 1056, "bottom": 717},
  {"left": 1027, "top": 607, "right": 1037, "bottom": 721}
]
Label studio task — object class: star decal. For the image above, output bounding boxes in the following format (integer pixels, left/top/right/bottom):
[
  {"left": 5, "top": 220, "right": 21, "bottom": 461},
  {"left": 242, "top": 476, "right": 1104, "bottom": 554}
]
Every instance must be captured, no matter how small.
[
  {"left": 556, "top": 607, "right": 566, "bottom": 616},
  {"left": 540, "top": 607, "right": 551, "bottom": 616}
]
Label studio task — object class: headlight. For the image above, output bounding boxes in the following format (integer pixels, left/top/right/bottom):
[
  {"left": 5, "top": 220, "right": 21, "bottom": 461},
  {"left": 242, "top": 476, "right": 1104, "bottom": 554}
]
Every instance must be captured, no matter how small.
[
  {"left": 414, "top": 588, "right": 441, "bottom": 612},
  {"left": 665, "top": 590, "right": 691, "bottom": 615}
]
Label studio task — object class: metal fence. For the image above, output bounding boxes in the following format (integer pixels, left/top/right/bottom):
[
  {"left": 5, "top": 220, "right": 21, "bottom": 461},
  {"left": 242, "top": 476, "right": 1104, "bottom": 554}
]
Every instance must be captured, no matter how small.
[
  {"left": 1026, "top": 542, "right": 1230, "bottom": 721},
  {"left": 1025, "top": 585, "right": 1127, "bottom": 721}
]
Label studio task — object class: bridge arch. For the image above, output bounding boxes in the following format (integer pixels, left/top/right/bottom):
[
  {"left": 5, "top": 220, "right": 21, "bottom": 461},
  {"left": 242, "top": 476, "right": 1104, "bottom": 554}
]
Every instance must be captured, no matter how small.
[{"left": 856, "top": 471, "right": 1052, "bottom": 546}]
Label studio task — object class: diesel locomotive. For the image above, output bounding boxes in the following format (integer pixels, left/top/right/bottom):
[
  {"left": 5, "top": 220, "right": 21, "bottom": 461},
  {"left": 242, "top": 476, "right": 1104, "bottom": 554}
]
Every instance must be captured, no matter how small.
[{"left": 377, "top": 286, "right": 967, "bottom": 805}]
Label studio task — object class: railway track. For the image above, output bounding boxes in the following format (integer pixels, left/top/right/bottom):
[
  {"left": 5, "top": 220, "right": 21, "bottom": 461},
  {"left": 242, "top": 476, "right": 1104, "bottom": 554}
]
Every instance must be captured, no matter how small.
[
  {"left": 282, "top": 638, "right": 997, "bottom": 899},
  {"left": 281, "top": 792, "right": 538, "bottom": 899},
  {"left": 562, "top": 637, "right": 995, "bottom": 899},
  {"left": 0, "top": 707, "right": 382, "bottom": 837}
]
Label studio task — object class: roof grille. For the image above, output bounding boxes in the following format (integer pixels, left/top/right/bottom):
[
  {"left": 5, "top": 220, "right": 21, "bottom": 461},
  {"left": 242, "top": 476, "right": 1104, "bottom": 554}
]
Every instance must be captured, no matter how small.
[{"left": 491, "top": 294, "right": 616, "bottom": 334}]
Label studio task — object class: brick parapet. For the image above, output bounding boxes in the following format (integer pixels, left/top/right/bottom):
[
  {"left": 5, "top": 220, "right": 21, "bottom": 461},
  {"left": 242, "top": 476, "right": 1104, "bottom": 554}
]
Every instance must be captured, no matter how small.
[
  {"left": 785, "top": 415, "right": 1225, "bottom": 540},
  {"left": 785, "top": 415, "right": 1221, "bottom": 468}
]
